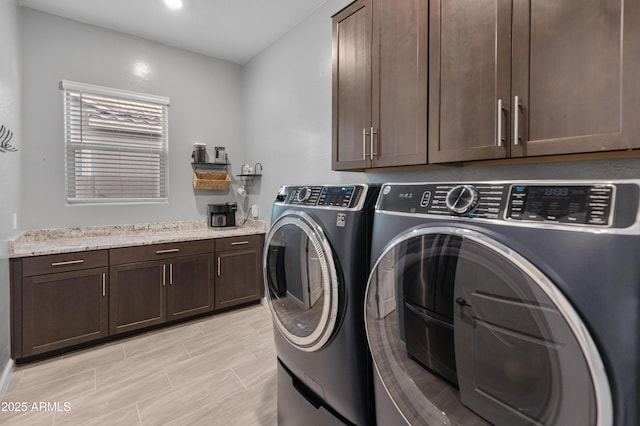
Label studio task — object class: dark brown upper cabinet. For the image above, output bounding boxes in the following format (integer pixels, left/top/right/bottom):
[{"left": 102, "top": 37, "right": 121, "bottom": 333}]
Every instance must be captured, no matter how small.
[
  {"left": 332, "top": 0, "right": 428, "bottom": 170},
  {"left": 429, "top": 0, "right": 640, "bottom": 163}
]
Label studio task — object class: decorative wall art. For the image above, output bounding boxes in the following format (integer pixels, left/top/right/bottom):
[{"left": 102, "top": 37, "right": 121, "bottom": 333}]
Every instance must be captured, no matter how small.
[{"left": 0, "top": 125, "right": 17, "bottom": 153}]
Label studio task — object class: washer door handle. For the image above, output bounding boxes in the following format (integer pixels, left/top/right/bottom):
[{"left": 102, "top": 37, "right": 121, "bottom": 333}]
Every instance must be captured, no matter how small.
[{"left": 456, "top": 297, "right": 471, "bottom": 308}]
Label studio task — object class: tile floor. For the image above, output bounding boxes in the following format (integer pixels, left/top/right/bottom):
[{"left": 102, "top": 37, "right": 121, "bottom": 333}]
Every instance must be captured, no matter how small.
[{"left": 0, "top": 302, "right": 277, "bottom": 425}]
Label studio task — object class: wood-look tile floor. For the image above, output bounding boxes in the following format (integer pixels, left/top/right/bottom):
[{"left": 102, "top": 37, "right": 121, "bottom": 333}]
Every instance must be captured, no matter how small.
[{"left": 0, "top": 302, "right": 277, "bottom": 425}]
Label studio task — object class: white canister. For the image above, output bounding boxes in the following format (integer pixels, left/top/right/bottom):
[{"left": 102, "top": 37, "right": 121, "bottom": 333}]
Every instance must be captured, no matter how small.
[{"left": 241, "top": 163, "right": 254, "bottom": 174}]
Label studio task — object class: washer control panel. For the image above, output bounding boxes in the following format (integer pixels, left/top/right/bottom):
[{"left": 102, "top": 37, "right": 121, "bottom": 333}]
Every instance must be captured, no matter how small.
[
  {"left": 277, "top": 185, "right": 363, "bottom": 209},
  {"left": 377, "top": 181, "right": 639, "bottom": 228}
]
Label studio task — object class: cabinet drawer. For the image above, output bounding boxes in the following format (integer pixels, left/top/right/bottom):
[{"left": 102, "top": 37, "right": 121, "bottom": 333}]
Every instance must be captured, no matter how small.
[
  {"left": 215, "top": 234, "right": 263, "bottom": 252},
  {"left": 110, "top": 239, "right": 214, "bottom": 265},
  {"left": 22, "top": 250, "right": 108, "bottom": 277}
]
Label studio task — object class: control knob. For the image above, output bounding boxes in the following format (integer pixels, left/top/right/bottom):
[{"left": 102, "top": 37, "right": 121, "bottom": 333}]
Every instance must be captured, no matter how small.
[
  {"left": 296, "top": 187, "right": 312, "bottom": 203},
  {"left": 445, "top": 185, "right": 479, "bottom": 215}
]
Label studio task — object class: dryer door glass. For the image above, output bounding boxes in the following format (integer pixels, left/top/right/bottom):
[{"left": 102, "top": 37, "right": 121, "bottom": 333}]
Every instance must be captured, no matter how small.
[
  {"left": 365, "top": 226, "right": 611, "bottom": 426},
  {"left": 264, "top": 211, "right": 339, "bottom": 352}
]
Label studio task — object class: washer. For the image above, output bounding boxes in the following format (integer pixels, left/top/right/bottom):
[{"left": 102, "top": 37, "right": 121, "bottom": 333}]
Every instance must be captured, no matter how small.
[
  {"left": 365, "top": 180, "right": 640, "bottom": 426},
  {"left": 264, "top": 183, "right": 379, "bottom": 425}
]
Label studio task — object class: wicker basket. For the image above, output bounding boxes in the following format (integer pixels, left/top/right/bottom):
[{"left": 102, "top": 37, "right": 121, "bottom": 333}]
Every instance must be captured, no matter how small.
[{"left": 192, "top": 172, "right": 231, "bottom": 190}]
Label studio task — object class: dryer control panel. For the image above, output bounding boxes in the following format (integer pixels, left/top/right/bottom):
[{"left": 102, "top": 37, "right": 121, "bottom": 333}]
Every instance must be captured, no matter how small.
[{"left": 377, "top": 181, "right": 640, "bottom": 229}]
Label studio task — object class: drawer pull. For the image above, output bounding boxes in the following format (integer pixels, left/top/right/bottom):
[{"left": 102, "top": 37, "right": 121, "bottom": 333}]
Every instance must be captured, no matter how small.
[
  {"left": 51, "top": 259, "right": 84, "bottom": 267},
  {"left": 156, "top": 248, "right": 180, "bottom": 254},
  {"left": 231, "top": 241, "right": 249, "bottom": 246}
]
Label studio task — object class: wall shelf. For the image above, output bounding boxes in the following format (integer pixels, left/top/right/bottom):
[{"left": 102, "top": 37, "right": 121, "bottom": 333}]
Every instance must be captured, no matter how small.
[
  {"left": 191, "top": 162, "right": 229, "bottom": 171},
  {"left": 237, "top": 173, "right": 262, "bottom": 187},
  {"left": 237, "top": 163, "right": 263, "bottom": 187}
]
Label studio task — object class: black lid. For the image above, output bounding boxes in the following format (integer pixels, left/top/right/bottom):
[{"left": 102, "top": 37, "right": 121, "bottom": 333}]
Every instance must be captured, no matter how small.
[{"left": 208, "top": 204, "right": 228, "bottom": 213}]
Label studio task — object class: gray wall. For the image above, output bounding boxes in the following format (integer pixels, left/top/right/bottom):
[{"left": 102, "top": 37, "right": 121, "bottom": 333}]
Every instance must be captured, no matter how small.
[
  {"left": 20, "top": 8, "right": 246, "bottom": 229},
  {"left": 0, "top": 0, "right": 22, "bottom": 395},
  {"left": 243, "top": 0, "right": 640, "bottom": 222},
  {"left": 243, "top": 0, "right": 359, "bottom": 221}
]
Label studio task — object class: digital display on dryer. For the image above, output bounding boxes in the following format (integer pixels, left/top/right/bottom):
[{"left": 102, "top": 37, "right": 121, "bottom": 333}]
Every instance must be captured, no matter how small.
[{"left": 508, "top": 185, "right": 613, "bottom": 226}]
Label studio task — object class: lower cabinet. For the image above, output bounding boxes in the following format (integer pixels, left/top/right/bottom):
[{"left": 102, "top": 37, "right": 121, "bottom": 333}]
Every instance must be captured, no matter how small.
[
  {"left": 11, "top": 250, "right": 109, "bottom": 358},
  {"left": 109, "top": 240, "right": 215, "bottom": 335},
  {"left": 11, "top": 234, "right": 264, "bottom": 360},
  {"left": 168, "top": 254, "right": 215, "bottom": 321},
  {"left": 109, "top": 259, "right": 167, "bottom": 335},
  {"left": 214, "top": 235, "right": 265, "bottom": 310}
]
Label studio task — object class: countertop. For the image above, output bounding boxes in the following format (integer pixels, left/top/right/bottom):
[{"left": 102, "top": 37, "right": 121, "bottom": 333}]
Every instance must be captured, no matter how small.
[{"left": 9, "top": 219, "right": 267, "bottom": 258}]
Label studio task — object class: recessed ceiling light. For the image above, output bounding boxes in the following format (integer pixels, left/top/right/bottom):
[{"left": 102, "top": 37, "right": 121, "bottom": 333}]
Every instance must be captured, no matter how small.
[{"left": 164, "top": 0, "right": 183, "bottom": 10}]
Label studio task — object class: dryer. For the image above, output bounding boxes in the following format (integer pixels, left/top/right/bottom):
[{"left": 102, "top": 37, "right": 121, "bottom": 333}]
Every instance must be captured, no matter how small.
[
  {"left": 264, "top": 184, "right": 379, "bottom": 425},
  {"left": 365, "top": 180, "right": 640, "bottom": 425}
]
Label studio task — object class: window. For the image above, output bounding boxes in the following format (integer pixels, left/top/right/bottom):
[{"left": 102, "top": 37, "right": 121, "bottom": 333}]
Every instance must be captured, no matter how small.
[{"left": 61, "top": 80, "right": 170, "bottom": 204}]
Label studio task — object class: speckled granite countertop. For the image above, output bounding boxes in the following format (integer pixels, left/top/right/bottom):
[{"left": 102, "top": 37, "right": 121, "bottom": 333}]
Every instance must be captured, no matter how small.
[{"left": 9, "top": 219, "right": 267, "bottom": 258}]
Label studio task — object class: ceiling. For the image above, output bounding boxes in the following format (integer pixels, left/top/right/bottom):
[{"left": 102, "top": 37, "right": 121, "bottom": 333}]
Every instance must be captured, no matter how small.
[{"left": 18, "top": 0, "right": 328, "bottom": 64}]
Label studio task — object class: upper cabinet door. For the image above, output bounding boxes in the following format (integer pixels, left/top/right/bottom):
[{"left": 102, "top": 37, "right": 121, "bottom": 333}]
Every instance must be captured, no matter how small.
[
  {"left": 430, "top": 0, "right": 640, "bottom": 163},
  {"left": 371, "top": 0, "right": 428, "bottom": 168},
  {"left": 332, "top": 0, "right": 373, "bottom": 170},
  {"left": 429, "top": 0, "right": 513, "bottom": 163},
  {"left": 332, "top": 0, "right": 428, "bottom": 170},
  {"left": 512, "top": 0, "right": 640, "bottom": 157},
  {"left": 335, "top": 0, "right": 640, "bottom": 168}
]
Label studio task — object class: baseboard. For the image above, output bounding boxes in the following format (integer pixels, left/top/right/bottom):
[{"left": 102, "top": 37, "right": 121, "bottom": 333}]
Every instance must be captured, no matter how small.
[{"left": 0, "top": 358, "right": 14, "bottom": 400}]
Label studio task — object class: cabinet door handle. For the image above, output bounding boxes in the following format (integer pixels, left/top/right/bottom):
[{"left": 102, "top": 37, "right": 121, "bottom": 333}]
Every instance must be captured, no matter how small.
[
  {"left": 362, "top": 128, "right": 370, "bottom": 160},
  {"left": 231, "top": 241, "right": 249, "bottom": 246},
  {"left": 102, "top": 273, "right": 106, "bottom": 297},
  {"left": 169, "top": 263, "right": 173, "bottom": 285},
  {"left": 217, "top": 257, "right": 221, "bottom": 276},
  {"left": 497, "top": 98, "right": 504, "bottom": 147},
  {"left": 156, "top": 248, "right": 180, "bottom": 254},
  {"left": 370, "top": 127, "right": 377, "bottom": 159},
  {"left": 162, "top": 264, "right": 166, "bottom": 286},
  {"left": 513, "top": 95, "right": 521, "bottom": 146},
  {"left": 51, "top": 259, "right": 84, "bottom": 267}
]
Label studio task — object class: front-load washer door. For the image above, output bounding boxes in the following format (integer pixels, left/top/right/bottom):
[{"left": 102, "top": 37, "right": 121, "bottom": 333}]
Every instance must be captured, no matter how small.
[
  {"left": 264, "top": 211, "right": 339, "bottom": 352},
  {"left": 365, "top": 226, "right": 612, "bottom": 426}
]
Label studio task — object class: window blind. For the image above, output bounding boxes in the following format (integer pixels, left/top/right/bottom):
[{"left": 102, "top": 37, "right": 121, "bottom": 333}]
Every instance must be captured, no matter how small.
[{"left": 61, "top": 80, "right": 170, "bottom": 204}]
